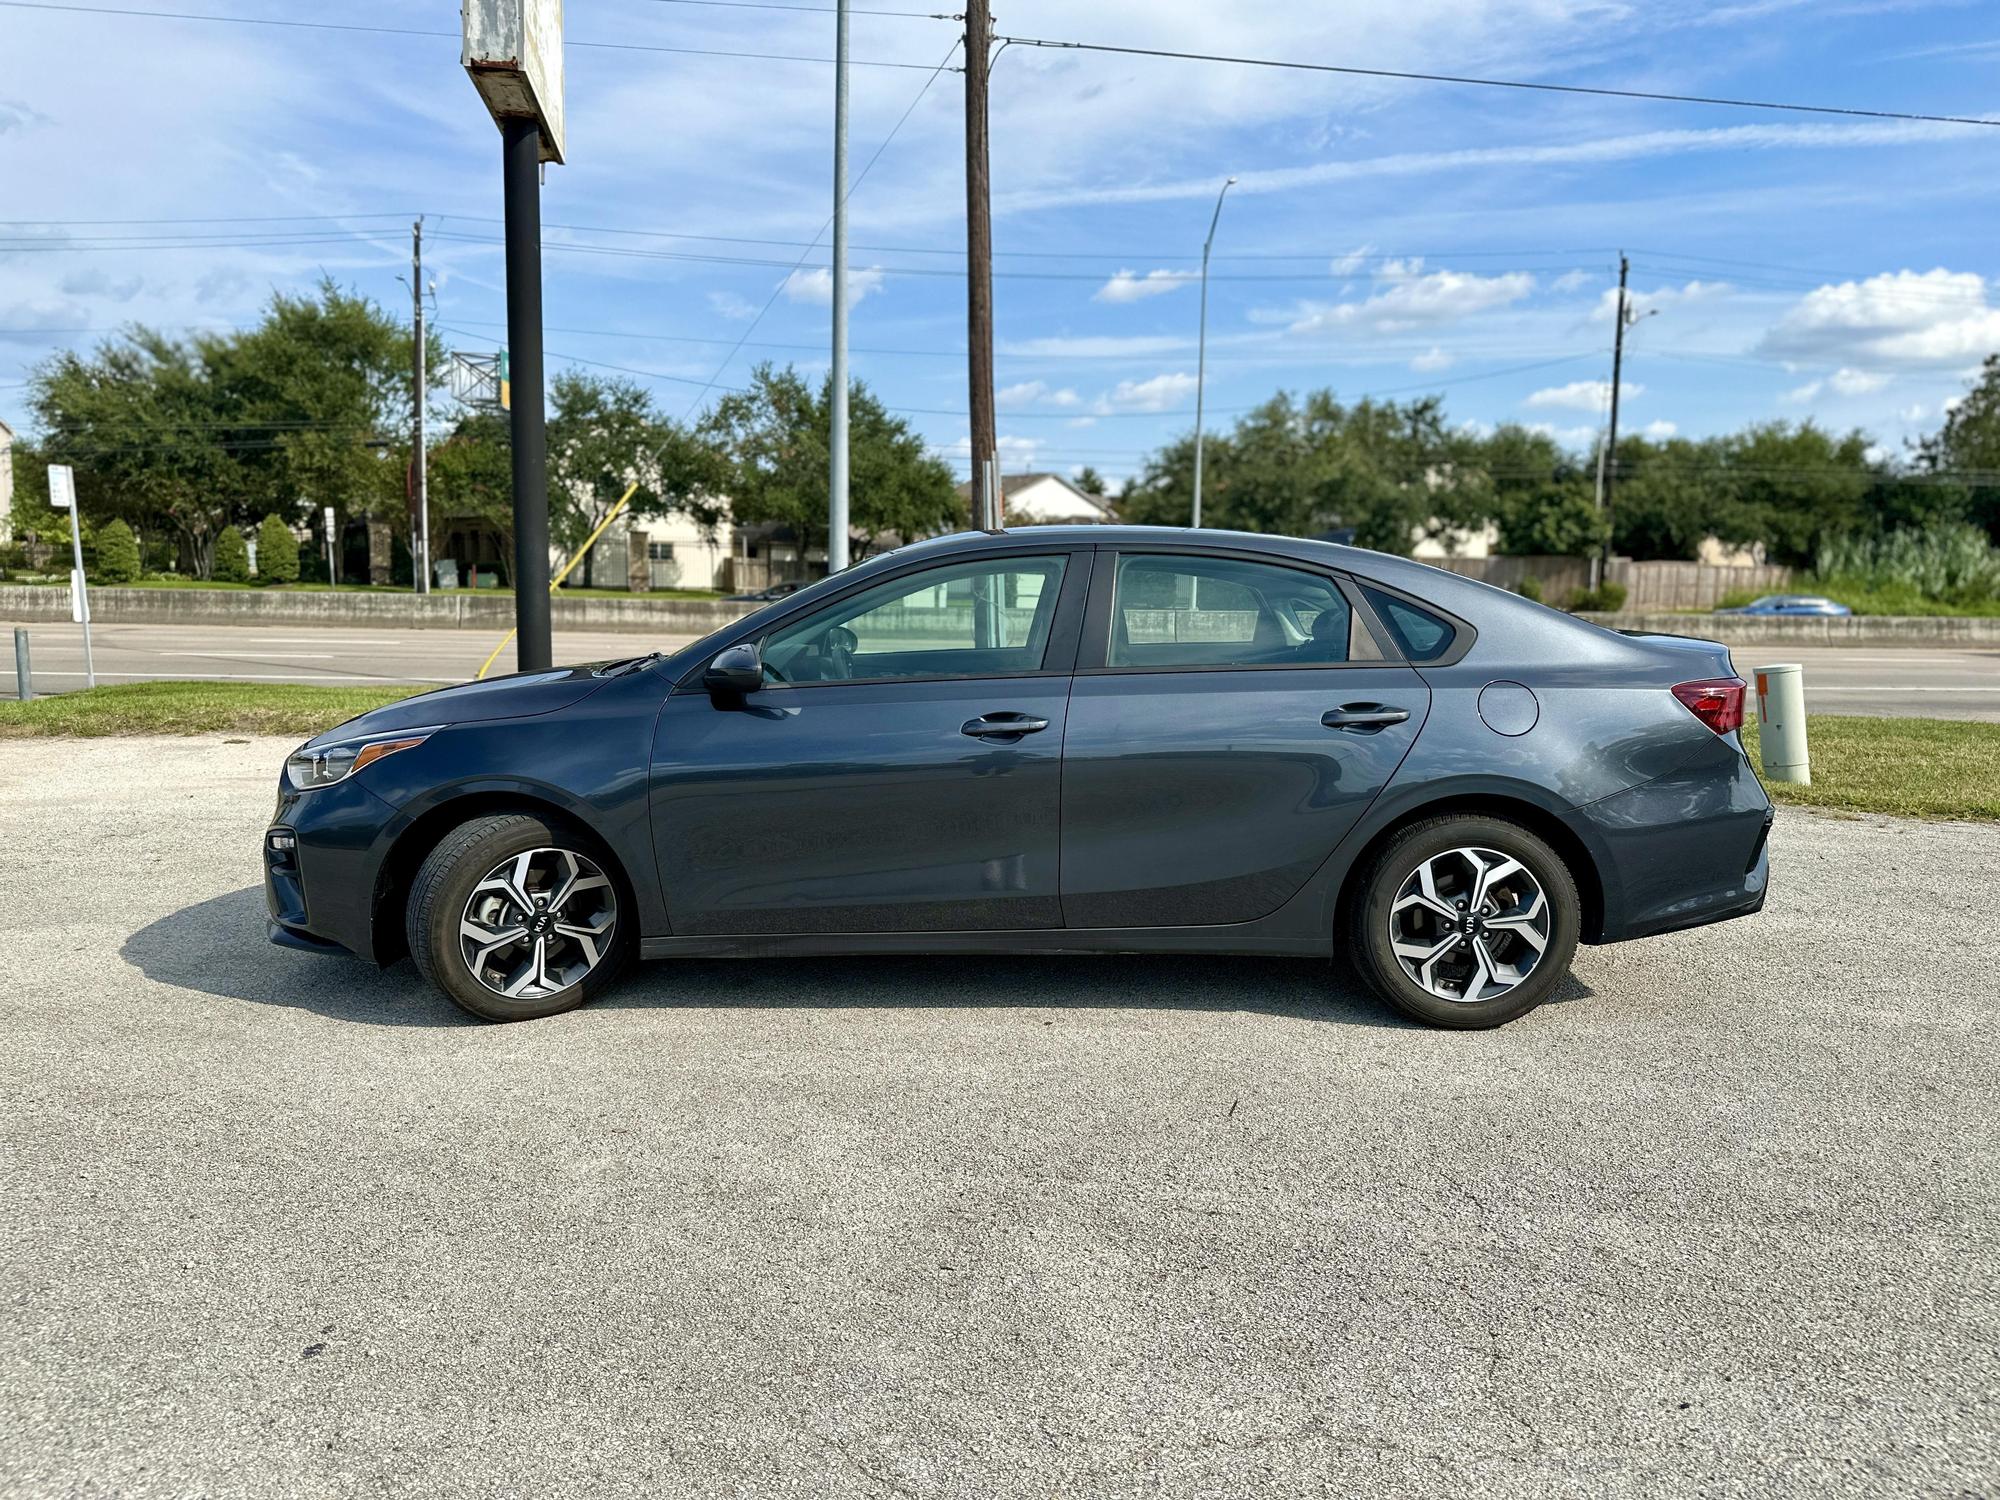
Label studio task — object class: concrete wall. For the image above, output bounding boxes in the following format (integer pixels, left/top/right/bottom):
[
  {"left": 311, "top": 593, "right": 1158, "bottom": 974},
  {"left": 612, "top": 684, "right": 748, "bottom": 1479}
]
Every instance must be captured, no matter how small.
[
  {"left": 1579, "top": 611, "right": 2000, "bottom": 645},
  {"left": 0, "top": 585, "right": 755, "bottom": 636}
]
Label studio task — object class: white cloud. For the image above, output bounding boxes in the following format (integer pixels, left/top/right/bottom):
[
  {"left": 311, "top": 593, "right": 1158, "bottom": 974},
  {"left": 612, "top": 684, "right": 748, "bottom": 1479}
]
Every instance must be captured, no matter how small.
[
  {"left": 1597, "top": 279, "right": 1734, "bottom": 320},
  {"left": 1756, "top": 269, "right": 2000, "bottom": 368},
  {"left": 996, "top": 380, "right": 1080, "bottom": 410},
  {"left": 1899, "top": 403, "right": 1928, "bottom": 423},
  {"left": 1331, "top": 245, "right": 1376, "bottom": 276},
  {"left": 1095, "top": 268, "right": 1197, "bottom": 304},
  {"left": 1097, "top": 372, "right": 1200, "bottom": 413},
  {"left": 1526, "top": 422, "right": 1601, "bottom": 449},
  {"left": 781, "top": 265, "right": 886, "bottom": 309},
  {"left": 1552, "top": 269, "right": 1593, "bottom": 294},
  {"left": 1524, "top": 379, "right": 1642, "bottom": 412},
  {"left": 707, "top": 290, "right": 758, "bottom": 321},
  {"left": 1784, "top": 367, "right": 1893, "bottom": 402},
  {"left": 1411, "top": 346, "right": 1454, "bottom": 372},
  {"left": 1285, "top": 262, "right": 1535, "bottom": 335},
  {"left": 1643, "top": 420, "right": 1679, "bottom": 440}
]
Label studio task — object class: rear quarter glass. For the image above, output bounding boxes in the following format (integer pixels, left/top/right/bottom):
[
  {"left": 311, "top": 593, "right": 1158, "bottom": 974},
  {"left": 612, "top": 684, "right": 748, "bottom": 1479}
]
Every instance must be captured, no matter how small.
[{"left": 1360, "top": 586, "right": 1455, "bottom": 662}]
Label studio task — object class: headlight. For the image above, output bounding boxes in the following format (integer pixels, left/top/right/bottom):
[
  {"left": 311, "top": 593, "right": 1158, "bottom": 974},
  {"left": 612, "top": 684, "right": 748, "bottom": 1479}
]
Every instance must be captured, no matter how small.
[{"left": 285, "top": 729, "right": 436, "bottom": 791}]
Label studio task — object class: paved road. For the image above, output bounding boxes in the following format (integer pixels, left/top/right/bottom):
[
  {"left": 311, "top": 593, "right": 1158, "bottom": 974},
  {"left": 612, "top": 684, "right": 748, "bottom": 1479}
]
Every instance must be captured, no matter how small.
[
  {"left": 2, "top": 736, "right": 1994, "bottom": 1499},
  {"left": 5, "top": 620, "right": 1998, "bottom": 719}
]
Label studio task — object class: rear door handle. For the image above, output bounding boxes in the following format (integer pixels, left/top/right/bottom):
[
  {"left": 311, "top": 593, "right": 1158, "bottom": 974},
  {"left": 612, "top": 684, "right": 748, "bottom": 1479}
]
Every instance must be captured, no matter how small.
[
  {"left": 1322, "top": 703, "right": 1410, "bottom": 731},
  {"left": 962, "top": 712, "right": 1050, "bottom": 740}
]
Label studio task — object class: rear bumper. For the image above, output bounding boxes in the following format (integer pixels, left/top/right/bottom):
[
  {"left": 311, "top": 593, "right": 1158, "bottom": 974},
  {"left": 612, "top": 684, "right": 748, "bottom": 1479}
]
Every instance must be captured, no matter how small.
[{"left": 1580, "top": 744, "right": 1773, "bottom": 944}]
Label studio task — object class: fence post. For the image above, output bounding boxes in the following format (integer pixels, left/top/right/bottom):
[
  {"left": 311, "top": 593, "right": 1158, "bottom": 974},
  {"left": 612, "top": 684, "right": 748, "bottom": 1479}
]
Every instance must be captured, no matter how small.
[{"left": 13, "top": 627, "right": 30, "bottom": 701}]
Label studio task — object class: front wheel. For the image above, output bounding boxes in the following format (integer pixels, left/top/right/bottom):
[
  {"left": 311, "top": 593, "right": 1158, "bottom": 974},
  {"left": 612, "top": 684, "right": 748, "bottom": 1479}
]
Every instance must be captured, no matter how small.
[
  {"left": 1347, "top": 813, "right": 1581, "bottom": 1029},
  {"left": 406, "top": 813, "right": 634, "bottom": 1022}
]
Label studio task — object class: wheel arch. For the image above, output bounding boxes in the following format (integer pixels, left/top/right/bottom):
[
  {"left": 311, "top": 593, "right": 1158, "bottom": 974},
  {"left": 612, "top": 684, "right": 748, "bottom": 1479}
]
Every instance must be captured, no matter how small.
[
  {"left": 369, "top": 789, "right": 632, "bottom": 966},
  {"left": 1332, "top": 791, "right": 1608, "bottom": 945}
]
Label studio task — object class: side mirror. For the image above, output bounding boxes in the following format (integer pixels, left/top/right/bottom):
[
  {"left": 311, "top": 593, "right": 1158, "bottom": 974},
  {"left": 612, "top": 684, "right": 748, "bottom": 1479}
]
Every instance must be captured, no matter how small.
[{"left": 703, "top": 642, "right": 764, "bottom": 699}]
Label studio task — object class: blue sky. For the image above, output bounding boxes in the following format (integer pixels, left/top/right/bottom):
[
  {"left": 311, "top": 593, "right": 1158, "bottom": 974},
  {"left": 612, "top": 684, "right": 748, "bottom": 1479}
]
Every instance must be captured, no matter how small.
[{"left": 5, "top": 0, "right": 2000, "bottom": 487}]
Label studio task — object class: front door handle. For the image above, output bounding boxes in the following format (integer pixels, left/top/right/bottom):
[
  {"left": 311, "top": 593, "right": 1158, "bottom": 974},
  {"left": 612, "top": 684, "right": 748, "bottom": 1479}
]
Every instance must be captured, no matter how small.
[
  {"left": 962, "top": 713, "right": 1050, "bottom": 740},
  {"left": 1322, "top": 703, "right": 1410, "bottom": 731}
]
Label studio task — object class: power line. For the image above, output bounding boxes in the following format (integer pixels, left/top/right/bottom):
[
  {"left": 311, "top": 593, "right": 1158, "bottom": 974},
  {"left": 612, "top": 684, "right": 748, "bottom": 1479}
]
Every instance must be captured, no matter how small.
[
  {"left": 634, "top": 0, "right": 942, "bottom": 14},
  {"left": 994, "top": 33, "right": 2000, "bottom": 130},
  {"left": 0, "top": 1, "right": 952, "bottom": 67}
]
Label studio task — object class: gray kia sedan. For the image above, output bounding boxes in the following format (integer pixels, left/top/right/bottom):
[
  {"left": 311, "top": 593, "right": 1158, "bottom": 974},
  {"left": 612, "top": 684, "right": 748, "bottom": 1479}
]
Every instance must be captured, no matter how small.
[{"left": 267, "top": 527, "right": 1771, "bottom": 1029}]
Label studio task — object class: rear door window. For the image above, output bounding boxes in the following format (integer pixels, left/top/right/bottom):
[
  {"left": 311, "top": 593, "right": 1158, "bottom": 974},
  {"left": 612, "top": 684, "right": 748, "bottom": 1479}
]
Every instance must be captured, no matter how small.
[{"left": 1106, "top": 554, "right": 1357, "bottom": 669}]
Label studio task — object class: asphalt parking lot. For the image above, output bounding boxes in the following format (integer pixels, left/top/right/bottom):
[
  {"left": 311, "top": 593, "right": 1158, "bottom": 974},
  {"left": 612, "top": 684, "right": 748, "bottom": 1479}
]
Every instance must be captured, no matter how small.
[{"left": 2, "top": 737, "right": 1995, "bottom": 1499}]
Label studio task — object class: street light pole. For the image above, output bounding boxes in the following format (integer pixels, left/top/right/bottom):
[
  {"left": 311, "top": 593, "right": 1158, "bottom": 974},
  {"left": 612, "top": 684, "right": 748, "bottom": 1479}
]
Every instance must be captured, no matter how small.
[
  {"left": 502, "top": 117, "right": 552, "bottom": 671},
  {"left": 1191, "top": 175, "right": 1236, "bottom": 531},
  {"left": 828, "top": 0, "right": 851, "bottom": 574}
]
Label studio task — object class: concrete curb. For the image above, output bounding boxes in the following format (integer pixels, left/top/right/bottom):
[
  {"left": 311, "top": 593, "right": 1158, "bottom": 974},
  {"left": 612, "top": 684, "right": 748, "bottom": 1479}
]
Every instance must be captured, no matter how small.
[
  {"left": 0, "top": 585, "right": 755, "bottom": 635},
  {"left": 1579, "top": 611, "right": 2000, "bottom": 646}
]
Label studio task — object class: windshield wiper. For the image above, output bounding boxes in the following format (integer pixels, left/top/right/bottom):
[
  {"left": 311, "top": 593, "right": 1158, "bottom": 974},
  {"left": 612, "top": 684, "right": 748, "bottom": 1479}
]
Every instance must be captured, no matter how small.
[{"left": 594, "top": 652, "right": 664, "bottom": 678}]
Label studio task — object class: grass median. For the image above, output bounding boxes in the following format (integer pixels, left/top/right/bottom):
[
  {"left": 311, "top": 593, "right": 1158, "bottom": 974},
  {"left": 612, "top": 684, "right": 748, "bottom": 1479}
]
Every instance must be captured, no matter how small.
[
  {"left": 1741, "top": 713, "right": 1999, "bottom": 821},
  {"left": 0, "top": 681, "right": 418, "bottom": 738}
]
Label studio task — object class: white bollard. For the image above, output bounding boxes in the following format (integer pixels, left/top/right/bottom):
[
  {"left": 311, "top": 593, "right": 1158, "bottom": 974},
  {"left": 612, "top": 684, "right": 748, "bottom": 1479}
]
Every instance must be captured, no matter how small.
[{"left": 1753, "top": 662, "right": 1810, "bottom": 785}]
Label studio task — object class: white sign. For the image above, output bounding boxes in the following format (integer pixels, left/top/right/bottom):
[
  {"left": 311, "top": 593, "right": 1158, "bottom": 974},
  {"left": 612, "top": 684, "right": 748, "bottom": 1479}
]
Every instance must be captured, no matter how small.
[
  {"left": 48, "top": 464, "right": 75, "bottom": 510},
  {"left": 323, "top": 505, "right": 336, "bottom": 532},
  {"left": 462, "top": 0, "right": 566, "bottom": 164},
  {"left": 70, "top": 569, "right": 89, "bottom": 624}
]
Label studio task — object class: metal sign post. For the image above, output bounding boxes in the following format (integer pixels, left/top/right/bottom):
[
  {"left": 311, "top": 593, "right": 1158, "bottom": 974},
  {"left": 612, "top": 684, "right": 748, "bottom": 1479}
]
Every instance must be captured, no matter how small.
[
  {"left": 47, "top": 465, "right": 94, "bottom": 689},
  {"left": 463, "top": 0, "right": 564, "bottom": 673},
  {"left": 323, "top": 505, "right": 338, "bottom": 589}
]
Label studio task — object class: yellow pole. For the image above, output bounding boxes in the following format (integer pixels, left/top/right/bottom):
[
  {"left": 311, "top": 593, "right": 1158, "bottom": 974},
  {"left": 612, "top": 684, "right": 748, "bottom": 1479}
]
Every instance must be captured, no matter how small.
[{"left": 476, "top": 480, "right": 643, "bottom": 680}]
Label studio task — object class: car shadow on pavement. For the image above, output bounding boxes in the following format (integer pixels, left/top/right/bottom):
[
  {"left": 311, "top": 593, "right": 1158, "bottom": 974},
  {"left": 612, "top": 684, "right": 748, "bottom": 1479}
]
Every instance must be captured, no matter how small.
[{"left": 123, "top": 886, "right": 1595, "bottom": 1031}]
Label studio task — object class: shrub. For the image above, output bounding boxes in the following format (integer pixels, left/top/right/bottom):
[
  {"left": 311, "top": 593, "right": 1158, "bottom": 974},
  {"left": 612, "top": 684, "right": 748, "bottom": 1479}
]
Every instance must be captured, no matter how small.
[
  {"left": 94, "top": 518, "right": 142, "bottom": 583},
  {"left": 213, "top": 525, "right": 251, "bottom": 583},
  {"left": 1568, "top": 581, "right": 1628, "bottom": 614},
  {"left": 1815, "top": 524, "right": 2000, "bottom": 602},
  {"left": 1515, "top": 575, "right": 1544, "bottom": 603},
  {"left": 257, "top": 513, "right": 301, "bottom": 584}
]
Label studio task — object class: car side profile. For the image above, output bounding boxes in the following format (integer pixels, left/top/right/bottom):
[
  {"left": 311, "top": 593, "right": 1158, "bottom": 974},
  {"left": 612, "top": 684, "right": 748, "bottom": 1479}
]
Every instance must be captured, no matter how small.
[
  {"left": 1718, "top": 593, "right": 1852, "bottom": 616},
  {"left": 266, "top": 527, "right": 1772, "bottom": 1029}
]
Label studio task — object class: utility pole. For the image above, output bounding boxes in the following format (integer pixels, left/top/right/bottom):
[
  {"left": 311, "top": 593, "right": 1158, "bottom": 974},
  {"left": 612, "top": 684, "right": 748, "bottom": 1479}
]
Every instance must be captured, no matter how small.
[
  {"left": 1192, "top": 175, "right": 1236, "bottom": 531},
  {"left": 1598, "top": 252, "right": 1631, "bottom": 590},
  {"left": 828, "top": 0, "right": 851, "bottom": 572},
  {"left": 963, "top": 0, "right": 997, "bottom": 530},
  {"left": 411, "top": 218, "right": 431, "bottom": 595}
]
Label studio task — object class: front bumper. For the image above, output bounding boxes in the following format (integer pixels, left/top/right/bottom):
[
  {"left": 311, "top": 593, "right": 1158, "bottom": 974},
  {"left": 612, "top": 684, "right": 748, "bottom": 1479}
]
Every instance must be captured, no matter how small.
[{"left": 264, "top": 772, "right": 401, "bottom": 960}]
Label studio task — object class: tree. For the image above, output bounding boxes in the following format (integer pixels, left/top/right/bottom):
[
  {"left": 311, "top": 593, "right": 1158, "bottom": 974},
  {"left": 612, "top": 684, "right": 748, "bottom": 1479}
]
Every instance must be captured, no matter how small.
[
  {"left": 95, "top": 518, "right": 142, "bottom": 583},
  {"left": 1914, "top": 353, "right": 2000, "bottom": 543},
  {"left": 547, "top": 372, "right": 725, "bottom": 587},
  {"left": 704, "top": 365, "right": 958, "bottom": 562},
  {"left": 1120, "top": 389, "right": 1483, "bottom": 555},
  {"left": 28, "top": 280, "right": 420, "bottom": 577},
  {"left": 428, "top": 411, "right": 515, "bottom": 569},
  {"left": 1468, "top": 425, "right": 1605, "bottom": 557},
  {"left": 213, "top": 524, "right": 251, "bottom": 582},
  {"left": 1074, "top": 465, "right": 1108, "bottom": 497},
  {"left": 258, "top": 512, "right": 300, "bottom": 584}
]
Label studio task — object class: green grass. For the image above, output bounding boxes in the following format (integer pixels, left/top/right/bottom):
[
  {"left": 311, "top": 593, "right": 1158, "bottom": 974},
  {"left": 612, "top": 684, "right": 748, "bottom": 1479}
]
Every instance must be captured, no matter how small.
[
  {"left": 1742, "top": 713, "right": 2000, "bottom": 821},
  {"left": 0, "top": 681, "right": 419, "bottom": 738},
  {"left": 1, "top": 575, "right": 722, "bottom": 600}
]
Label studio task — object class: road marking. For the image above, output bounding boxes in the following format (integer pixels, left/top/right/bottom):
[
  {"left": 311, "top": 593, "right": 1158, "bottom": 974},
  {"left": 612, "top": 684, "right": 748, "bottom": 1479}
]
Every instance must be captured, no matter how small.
[
  {"left": 158, "top": 652, "right": 337, "bottom": 659},
  {"left": 1807, "top": 686, "right": 1996, "bottom": 693}
]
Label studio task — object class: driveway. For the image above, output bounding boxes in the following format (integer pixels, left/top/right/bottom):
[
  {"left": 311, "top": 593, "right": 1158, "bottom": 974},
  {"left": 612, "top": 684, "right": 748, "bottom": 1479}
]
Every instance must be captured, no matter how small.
[{"left": 1, "top": 737, "right": 1994, "bottom": 1499}]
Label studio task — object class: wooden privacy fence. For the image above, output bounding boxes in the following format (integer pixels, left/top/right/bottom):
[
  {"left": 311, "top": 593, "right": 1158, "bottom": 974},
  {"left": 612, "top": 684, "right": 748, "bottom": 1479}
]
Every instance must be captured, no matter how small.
[{"left": 1426, "top": 555, "right": 1791, "bottom": 610}]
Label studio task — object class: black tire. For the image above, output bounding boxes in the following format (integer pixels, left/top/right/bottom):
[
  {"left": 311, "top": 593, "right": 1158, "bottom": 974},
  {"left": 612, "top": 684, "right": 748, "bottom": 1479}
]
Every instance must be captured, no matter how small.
[
  {"left": 405, "top": 812, "right": 634, "bottom": 1023},
  {"left": 1346, "top": 813, "right": 1581, "bottom": 1030}
]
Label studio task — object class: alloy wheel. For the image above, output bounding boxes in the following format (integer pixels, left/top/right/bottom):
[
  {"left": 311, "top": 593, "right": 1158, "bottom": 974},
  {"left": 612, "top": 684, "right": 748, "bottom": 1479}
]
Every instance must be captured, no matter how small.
[
  {"left": 459, "top": 847, "right": 617, "bottom": 1000},
  {"left": 1387, "top": 846, "right": 1551, "bottom": 1003}
]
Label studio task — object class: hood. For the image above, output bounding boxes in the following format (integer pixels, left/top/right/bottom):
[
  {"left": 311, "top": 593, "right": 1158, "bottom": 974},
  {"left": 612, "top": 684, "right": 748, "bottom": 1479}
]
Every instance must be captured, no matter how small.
[{"left": 309, "top": 663, "right": 618, "bottom": 745}]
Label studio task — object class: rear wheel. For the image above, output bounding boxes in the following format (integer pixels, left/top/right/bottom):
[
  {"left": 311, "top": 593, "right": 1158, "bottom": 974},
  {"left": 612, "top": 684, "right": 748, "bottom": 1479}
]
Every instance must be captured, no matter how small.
[
  {"left": 406, "top": 813, "right": 633, "bottom": 1022},
  {"left": 1347, "top": 813, "right": 1580, "bottom": 1029}
]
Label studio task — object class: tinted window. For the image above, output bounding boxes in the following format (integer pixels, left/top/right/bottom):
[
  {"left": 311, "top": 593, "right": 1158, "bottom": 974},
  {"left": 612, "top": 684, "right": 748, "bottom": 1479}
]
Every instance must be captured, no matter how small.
[
  {"left": 1108, "top": 554, "right": 1354, "bottom": 669},
  {"left": 1360, "top": 586, "right": 1456, "bottom": 662},
  {"left": 761, "top": 555, "right": 1067, "bottom": 683}
]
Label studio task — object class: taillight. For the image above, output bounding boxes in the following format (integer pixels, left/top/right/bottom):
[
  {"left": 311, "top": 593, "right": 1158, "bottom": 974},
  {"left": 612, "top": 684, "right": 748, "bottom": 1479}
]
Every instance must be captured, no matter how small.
[{"left": 1672, "top": 677, "right": 1746, "bottom": 735}]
